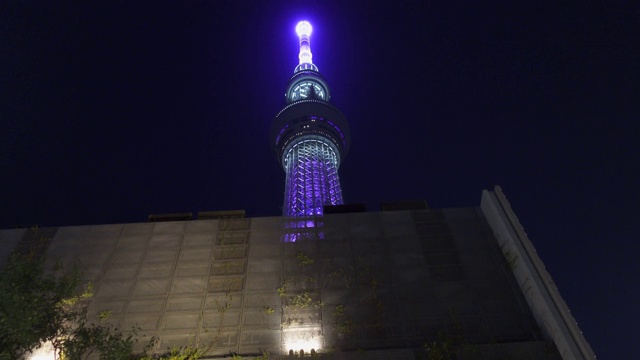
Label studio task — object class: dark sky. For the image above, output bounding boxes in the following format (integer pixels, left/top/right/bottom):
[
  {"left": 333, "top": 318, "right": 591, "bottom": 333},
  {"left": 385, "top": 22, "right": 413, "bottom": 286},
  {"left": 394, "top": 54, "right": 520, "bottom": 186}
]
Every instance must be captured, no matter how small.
[{"left": 1, "top": 1, "right": 638, "bottom": 358}]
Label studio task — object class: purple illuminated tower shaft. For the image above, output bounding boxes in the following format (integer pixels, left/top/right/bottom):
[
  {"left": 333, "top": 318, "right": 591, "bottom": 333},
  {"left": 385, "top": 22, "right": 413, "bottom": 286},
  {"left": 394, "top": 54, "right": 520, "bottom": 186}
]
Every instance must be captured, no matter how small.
[
  {"left": 270, "top": 22, "right": 351, "bottom": 216},
  {"left": 284, "top": 138, "right": 342, "bottom": 216}
]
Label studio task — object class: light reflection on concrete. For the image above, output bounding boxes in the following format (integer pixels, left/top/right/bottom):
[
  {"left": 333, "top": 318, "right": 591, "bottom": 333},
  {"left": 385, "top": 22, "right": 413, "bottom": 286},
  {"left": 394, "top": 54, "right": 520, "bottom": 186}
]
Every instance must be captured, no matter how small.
[{"left": 283, "top": 326, "right": 323, "bottom": 354}]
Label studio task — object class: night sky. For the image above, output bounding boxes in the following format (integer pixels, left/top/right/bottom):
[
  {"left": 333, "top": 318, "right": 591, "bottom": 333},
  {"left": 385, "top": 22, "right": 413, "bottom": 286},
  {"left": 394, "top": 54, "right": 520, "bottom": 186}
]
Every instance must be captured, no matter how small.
[{"left": 1, "top": 1, "right": 638, "bottom": 358}]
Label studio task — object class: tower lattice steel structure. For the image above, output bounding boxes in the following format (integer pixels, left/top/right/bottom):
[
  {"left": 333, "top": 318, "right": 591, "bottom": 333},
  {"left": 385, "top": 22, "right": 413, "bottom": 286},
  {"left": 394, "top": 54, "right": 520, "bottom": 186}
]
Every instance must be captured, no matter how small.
[{"left": 270, "top": 21, "right": 350, "bottom": 217}]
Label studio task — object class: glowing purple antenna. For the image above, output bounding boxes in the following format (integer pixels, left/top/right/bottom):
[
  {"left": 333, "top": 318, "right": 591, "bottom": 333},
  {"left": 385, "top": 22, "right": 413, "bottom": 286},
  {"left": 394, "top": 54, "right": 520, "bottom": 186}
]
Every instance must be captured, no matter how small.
[{"left": 296, "top": 21, "right": 313, "bottom": 65}]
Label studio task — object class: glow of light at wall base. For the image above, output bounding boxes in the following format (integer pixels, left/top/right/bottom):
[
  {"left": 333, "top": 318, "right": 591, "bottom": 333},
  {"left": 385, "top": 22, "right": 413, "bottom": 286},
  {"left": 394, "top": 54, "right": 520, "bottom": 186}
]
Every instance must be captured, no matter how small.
[
  {"left": 283, "top": 327, "right": 323, "bottom": 354},
  {"left": 28, "top": 341, "right": 55, "bottom": 360}
]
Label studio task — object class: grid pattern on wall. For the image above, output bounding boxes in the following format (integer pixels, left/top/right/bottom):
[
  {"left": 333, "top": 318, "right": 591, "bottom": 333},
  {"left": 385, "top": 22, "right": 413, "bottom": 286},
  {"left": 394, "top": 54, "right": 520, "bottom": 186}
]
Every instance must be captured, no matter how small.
[{"left": 36, "top": 209, "right": 555, "bottom": 359}]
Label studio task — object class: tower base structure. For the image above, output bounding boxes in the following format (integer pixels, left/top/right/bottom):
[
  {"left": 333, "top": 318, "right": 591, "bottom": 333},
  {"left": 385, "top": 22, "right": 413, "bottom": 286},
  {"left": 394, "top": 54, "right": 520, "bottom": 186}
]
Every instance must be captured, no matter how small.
[{"left": 0, "top": 187, "right": 594, "bottom": 359}]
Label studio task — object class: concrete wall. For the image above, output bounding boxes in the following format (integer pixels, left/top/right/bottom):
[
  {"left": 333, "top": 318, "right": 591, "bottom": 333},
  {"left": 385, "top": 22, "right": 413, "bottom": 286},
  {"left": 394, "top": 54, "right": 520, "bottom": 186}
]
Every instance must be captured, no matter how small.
[
  {"left": 481, "top": 186, "right": 596, "bottom": 360},
  {"left": 1, "top": 205, "right": 567, "bottom": 359}
]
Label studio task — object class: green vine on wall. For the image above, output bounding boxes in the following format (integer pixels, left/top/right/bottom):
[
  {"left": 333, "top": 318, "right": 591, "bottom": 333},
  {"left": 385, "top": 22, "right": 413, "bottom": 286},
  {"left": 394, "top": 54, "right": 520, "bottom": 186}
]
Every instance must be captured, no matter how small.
[
  {"left": 332, "top": 305, "right": 354, "bottom": 335},
  {"left": 296, "top": 252, "right": 314, "bottom": 266},
  {"left": 287, "top": 291, "right": 323, "bottom": 310},
  {"left": 262, "top": 306, "right": 275, "bottom": 315},
  {"left": 424, "top": 331, "right": 457, "bottom": 360},
  {"left": 277, "top": 282, "right": 288, "bottom": 297}
]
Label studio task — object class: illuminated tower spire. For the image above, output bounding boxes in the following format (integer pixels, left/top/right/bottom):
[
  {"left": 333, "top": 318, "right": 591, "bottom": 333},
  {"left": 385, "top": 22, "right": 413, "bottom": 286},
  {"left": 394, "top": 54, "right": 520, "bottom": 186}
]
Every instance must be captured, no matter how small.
[
  {"left": 270, "top": 21, "right": 351, "bottom": 217},
  {"left": 296, "top": 21, "right": 314, "bottom": 68}
]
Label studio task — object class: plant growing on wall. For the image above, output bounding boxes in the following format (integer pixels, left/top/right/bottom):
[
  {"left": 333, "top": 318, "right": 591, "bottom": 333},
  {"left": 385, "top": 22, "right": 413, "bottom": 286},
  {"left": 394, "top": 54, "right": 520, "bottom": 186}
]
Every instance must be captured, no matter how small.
[
  {"left": 328, "top": 265, "right": 354, "bottom": 288},
  {"left": 287, "top": 291, "right": 323, "bottom": 310},
  {"left": 139, "top": 345, "right": 205, "bottom": 360},
  {"left": 424, "top": 333, "right": 456, "bottom": 360},
  {"left": 277, "top": 282, "right": 289, "bottom": 297},
  {"left": 296, "top": 252, "right": 314, "bottom": 266},
  {"left": 254, "top": 352, "right": 270, "bottom": 360},
  {"left": 0, "top": 251, "right": 154, "bottom": 359},
  {"left": 262, "top": 306, "right": 275, "bottom": 315},
  {"left": 331, "top": 305, "right": 353, "bottom": 335}
]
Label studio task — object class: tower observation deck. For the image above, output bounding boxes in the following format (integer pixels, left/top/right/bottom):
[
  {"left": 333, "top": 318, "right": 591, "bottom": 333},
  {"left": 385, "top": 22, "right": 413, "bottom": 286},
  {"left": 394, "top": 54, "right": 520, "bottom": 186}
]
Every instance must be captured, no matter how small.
[{"left": 270, "top": 21, "right": 351, "bottom": 217}]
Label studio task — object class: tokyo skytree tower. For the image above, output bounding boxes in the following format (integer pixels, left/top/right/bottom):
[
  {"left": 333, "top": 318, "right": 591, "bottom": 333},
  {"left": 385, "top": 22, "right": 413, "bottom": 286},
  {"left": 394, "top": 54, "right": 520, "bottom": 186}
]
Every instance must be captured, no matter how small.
[{"left": 270, "top": 21, "right": 351, "bottom": 217}]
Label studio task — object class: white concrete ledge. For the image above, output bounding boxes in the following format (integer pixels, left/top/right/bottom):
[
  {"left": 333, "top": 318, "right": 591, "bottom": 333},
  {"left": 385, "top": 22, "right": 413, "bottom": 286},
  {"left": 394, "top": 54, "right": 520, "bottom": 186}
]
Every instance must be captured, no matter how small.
[{"left": 481, "top": 186, "right": 596, "bottom": 360}]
